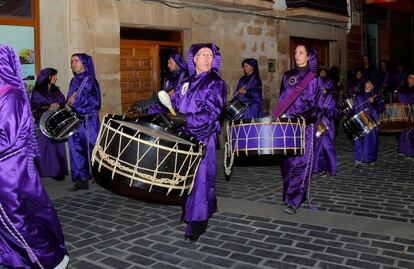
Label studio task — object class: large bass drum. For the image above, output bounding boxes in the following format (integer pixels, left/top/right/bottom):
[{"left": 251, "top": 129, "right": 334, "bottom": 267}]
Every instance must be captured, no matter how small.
[
  {"left": 91, "top": 114, "right": 205, "bottom": 204},
  {"left": 224, "top": 117, "right": 306, "bottom": 175},
  {"left": 378, "top": 103, "right": 414, "bottom": 132}
]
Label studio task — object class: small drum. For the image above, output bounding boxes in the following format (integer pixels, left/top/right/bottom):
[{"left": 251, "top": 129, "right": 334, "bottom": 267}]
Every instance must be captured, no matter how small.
[
  {"left": 378, "top": 103, "right": 414, "bottom": 132},
  {"left": 226, "top": 117, "right": 306, "bottom": 156},
  {"left": 315, "top": 120, "right": 329, "bottom": 138},
  {"left": 91, "top": 114, "right": 205, "bottom": 204},
  {"left": 339, "top": 98, "right": 354, "bottom": 115},
  {"left": 39, "top": 107, "right": 80, "bottom": 140},
  {"left": 343, "top": 109, "right": 378, "bottom": 141},
  {"left": 225, "top": 100, "right": 249, "bottom": 120}
]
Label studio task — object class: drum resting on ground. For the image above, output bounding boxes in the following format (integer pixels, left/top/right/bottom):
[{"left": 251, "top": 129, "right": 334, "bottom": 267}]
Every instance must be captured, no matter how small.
[
  {"left": 224, "top": 117, "right": 306, "bottom": 175},
  {"left": 91, "top": 114, "right": 205, "bottom": 204}
]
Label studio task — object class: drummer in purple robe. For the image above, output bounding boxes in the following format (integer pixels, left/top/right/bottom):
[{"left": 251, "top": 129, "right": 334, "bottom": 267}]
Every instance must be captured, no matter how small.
[
  {"left": 274, "top": 45, "right": 322, "bottom": 215},
  {"left": 67, "top": 53, "right": 101, "bottom": 191},
  {"left": 230, "top": 58, "right": 264, "bottom": 118},
  {"left": 145, "top": 53, "right": 188, "bottom": 115},
  {"left": 164, "top": 43, "right": 226, "bottom": 241},
  {"left": 396, "top": 70, "right": 414, "bottom": 158},
  {"left": 30, "top": 68, "right": 68, "bottom": 181},
  {"left": 313, "top": 73, "right": 338, "bottom": 177},
  {"left": 352, "top": 79, "right": 385, "bottom": 168},
  {"left": 163, "top": 53, "right": 188, "bottom": 96},
  {"left": 0, "top": 44, "right": 69, "bottom": 268}
]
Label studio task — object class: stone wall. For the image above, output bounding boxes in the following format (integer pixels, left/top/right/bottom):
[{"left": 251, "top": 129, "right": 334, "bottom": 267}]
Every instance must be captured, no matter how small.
[{"left": 39, "top": 0, "right": 348, "bottom": 116}]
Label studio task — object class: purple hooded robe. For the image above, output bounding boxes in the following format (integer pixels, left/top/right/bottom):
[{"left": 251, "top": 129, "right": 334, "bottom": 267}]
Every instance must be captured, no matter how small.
[
  {"left": 313, "top": 77, "right": 338, "bottom": 176},
  {"left": 231, "top": 58, "right": 263, "bottom": 118},
  {"left": 163, "top": 53, "right": 188, "bottom": 93},
  {"left": 30, "top": 68, "right": 68, "bottom": 178},
  {"left": 352, "top": 87, "right": 385, "bottom": 163},
  {"left": 0, "top": 45, "right": 68, "bottom": 268},
  {"left": 67, "top": 53, "right": 101, "bottom": 184},
  {"left": 149, "top": 43, "right": 226, "bottom": 237},
  {"left": 275, "top": 50, "right": 322, "bottom": 209},
  {"left": 396, "top": 83, "right": 414, "bottom": 157}
]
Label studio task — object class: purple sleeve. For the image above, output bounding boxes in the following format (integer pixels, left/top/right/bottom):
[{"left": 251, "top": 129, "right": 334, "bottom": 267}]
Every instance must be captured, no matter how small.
[
  {"left": 71, "top": 78, "right": 101, "bottom": 115},
  {"left": 0, "top": 92, "right": 23, "bottom": 155}
]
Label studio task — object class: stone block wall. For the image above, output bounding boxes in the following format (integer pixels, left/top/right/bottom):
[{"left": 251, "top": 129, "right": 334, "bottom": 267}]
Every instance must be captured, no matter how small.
[{"left": 39, "top": 0, "right": 347, "bottom": 116}]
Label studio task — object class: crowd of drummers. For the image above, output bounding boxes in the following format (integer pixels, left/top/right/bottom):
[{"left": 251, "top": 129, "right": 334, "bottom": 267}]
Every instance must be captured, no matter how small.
[{"left": 1, "top": 40, "right": 414, "bottom": 269}]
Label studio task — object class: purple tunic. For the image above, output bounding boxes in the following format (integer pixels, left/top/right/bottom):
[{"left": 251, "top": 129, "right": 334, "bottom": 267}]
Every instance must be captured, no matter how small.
[
  {"left": 232, "top": 74, "right": 263, "bottom": 118},
  {"left": 232, "top": 58, "right": 263, "bottom": 118},
  {"left": 171, "top": 70, "right": 227, "bottom": 222},
  {"left": 0, "top": 45, "right": 67, "bottom": 268},
  {"left": 278, "top": 66, "right": 322, "bottom": 208},
  {"left": 30, "top": 73, "right": 68, "bottom": 178},
  {"left": 67, "top": 66, "right": 101, "bottom": 183},
  {"left": 313, "top": 78, "right": 338, "bottom": 176},
  {"left": 352, "top": 90, "right": 385, "bottom": 163},
  {"left": 397, "top": 86, "right": 414, "bottom": 157}
]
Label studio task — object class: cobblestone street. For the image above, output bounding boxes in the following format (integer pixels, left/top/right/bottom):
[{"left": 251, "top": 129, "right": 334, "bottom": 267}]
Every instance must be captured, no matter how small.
[{"left": 44, "top": 134, "right": 414, "bottom": 269}]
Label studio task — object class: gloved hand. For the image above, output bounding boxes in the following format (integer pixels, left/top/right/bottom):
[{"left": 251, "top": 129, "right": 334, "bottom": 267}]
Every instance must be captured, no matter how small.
[{"left": 166, "top": 112, "right": 187, "bottom": 127}]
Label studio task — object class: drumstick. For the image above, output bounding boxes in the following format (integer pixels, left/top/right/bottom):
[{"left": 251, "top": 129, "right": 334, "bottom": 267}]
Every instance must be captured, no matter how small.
[
  {"left": 158, "top": 91, "right": 177, "bottom": 116},
  {"left": 65, "top": 92, "right": 77, "bottom": 107},
  {"left": 353, "top": 94, "right": 378, "bottom": 110}
]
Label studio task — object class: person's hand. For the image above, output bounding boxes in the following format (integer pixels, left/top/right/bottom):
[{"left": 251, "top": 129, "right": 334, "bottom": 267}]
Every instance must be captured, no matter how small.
[
  {"left": 49, "top": 103, "right": 60, "bottom": 110},
  {"left": 369, "top": 97, "right": 374, "bottom": 103},
  {"left": 239, "top": 87, "right": 247, "bottom": 94},
  {"left": 168, "top": 89, "right": 175, "bottom": 97},
  {"left": 166, "top": 112, "right": 187, "bottom": 127}
]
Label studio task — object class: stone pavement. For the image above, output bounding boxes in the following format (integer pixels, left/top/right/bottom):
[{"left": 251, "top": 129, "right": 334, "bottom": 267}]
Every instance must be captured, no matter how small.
[{"left": 43, "top": 134, "right": 414, "bottom": 269}]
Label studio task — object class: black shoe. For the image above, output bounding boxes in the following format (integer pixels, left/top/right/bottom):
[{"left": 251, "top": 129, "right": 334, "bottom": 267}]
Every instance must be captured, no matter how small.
[
  {"left": 283, "top": 204, "right": 297, "bottom": 215},
  {"left": 185, "top": 233, "right": 200, "bottom": 242},
  {"left": 68, "top": 181, "right": 89, "bottom": 191},
  {"left": 52, "top": 175, "right": 65, "bottom": 181}
]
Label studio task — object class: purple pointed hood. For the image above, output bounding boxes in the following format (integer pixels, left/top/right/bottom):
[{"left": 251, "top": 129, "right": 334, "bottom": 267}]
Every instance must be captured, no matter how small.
[
  {"left": 187, "top": 43, "right": 221, "bottom": 76},
  {"left": 72, "top": 53, "right": 96, "bottom": 77},
  {"left": 0, "top": 44, "right": 25, "bottom": 95}
]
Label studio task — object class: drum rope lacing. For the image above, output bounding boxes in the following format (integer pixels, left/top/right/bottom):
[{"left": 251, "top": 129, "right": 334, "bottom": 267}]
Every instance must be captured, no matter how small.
[
  {"left": 224, "top": 117, "right": 306, "bottom": 176},
  {"left": 92, "top": 117, "right": 204, "bottom": 195}
]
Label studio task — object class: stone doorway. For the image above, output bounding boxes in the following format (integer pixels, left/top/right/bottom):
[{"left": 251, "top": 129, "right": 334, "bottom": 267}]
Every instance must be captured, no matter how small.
[{"left": 120, "top": 27, "right": 183, "bottom": 113}]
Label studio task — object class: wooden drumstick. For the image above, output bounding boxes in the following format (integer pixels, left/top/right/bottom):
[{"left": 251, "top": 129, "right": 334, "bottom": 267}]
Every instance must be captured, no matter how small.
[
  {"left": 158, "top": 91, "right": 177, "bottom": 116},
  {"left": 65, "top": 92, "right": 77, "bottom": 107}
]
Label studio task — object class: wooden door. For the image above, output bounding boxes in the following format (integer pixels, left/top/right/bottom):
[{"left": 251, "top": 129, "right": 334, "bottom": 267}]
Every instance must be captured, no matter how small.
[{"left": 120, "top": 40, "right": 158, "bottom": 113}]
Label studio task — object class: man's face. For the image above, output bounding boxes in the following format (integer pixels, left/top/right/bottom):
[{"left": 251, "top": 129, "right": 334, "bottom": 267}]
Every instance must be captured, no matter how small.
[
  {"left": 294, "top": 45, "right": 309, "bottom": 68},
  {"left": 167, "top": 58, "right": 178, "bottom": 72},
  {"left": 71, "top": 56, "right": 85, "bottom": 74},
  {"left": 194, "top": 47, "right": 213, "bottom": 74}
]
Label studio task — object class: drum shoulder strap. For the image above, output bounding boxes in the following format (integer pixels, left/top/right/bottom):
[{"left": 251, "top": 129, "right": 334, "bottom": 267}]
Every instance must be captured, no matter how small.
[
  {"left": 75, "top": 76, "right": 91, "bottom": 96},
  {"left": 273, "top": 71, "right": 315, "bottom": 118}
]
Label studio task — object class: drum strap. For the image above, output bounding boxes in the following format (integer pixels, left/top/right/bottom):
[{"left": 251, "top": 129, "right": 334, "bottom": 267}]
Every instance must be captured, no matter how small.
[{"left": 273, "top": 71, "right": 315, "bottom": 118}]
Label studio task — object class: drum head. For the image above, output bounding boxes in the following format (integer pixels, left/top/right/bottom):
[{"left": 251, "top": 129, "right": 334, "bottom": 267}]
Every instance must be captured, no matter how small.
[{"left": 39, "top": 108, "right": 80, "bottom": 140}]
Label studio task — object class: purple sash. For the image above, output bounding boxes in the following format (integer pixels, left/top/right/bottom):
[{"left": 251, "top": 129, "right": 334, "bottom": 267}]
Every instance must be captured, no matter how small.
[{"left": 273, "top": 71, "right": 315, "bottom": 118}]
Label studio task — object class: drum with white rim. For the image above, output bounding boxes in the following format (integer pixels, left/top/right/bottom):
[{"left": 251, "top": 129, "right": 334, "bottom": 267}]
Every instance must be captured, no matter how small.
[
  {"left": 378, "top": 103, "right": 414, "bottom": 132},
  {"left": 224, "top": 117, "right": 306, "bottom": 175},
  {"left": 39, "top": 107, "right": 80, "bottom": 140},
  {"left": 91, "top": 114, "right": 205, "bottom": 204}
]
